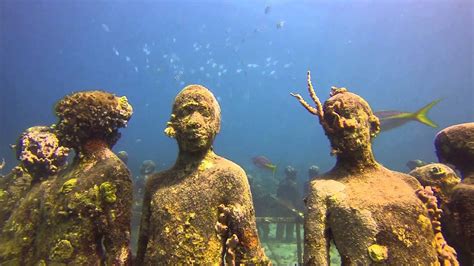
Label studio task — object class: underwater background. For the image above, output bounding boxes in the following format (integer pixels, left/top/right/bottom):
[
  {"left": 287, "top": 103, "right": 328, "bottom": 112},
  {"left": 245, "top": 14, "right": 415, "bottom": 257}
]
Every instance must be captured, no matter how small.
[{"left": 0, "top": 0, "right": 473, "bottom": 190}]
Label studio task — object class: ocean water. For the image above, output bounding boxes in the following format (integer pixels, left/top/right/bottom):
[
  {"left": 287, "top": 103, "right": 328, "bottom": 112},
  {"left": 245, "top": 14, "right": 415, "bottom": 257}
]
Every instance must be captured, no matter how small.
[{"left": 0, "top": 0, "right": 472, "bottom": 262}]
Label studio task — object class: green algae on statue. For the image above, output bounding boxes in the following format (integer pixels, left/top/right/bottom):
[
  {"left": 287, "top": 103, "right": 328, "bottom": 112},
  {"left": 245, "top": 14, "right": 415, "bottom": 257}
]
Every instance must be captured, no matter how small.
[
  {"left": 291, "top": 71, "right": 457, "bottom": 265},
  {"left": 0, "top": 126, "right": 69, "bottom": 229},
  {"left": 435, "top": 123, "right": 474, "bottom": 266},
  {"left": 136, "top": 85, "right": 269, "bottom": 265},
  {"left": 1, "top": 91, "right": 133, "bottom": 265}
]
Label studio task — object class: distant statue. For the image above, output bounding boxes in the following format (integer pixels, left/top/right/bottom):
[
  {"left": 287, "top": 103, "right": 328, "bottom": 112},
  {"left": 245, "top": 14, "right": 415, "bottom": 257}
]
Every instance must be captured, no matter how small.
[
  {"left": 0, "top": 126, "right": 69, "bottom": 229},
  {"left": 116, "top": 150, "right": 129, "bottom": 165},
  {"left": 136, "top": 85, "right": 268, "bottom": 265},
  {"left": 291, "top": 71, "right": 457, "bottom": 265},
  {"left": 435, "top": 123, "right": 474, "bottom": 265},
  {"left": 276, "top": 165, "right": 302, "bottom": 242},
  {"left": 0, "top": 91, "right": 133, "bottom": 265}
]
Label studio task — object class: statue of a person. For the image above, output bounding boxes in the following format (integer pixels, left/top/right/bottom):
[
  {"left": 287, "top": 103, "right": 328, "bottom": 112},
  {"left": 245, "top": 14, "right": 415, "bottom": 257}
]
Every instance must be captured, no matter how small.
[
  {"left": 435, "top": 123, "right": 474, "bottom": 265},
  {"left": 291, "top": 72, "right": 456, "bottom": 265},
  {"left": 1, "top": 91, "right": 133, "bottom": 265},
  {"left": 0, "top": 126, "right": 69, "bottom": 229},
  {"left": 136, "top": 85, "right": 268, "bottom": 265},
  {"left": 276, "top": 165, "right": 302, "bottom": 242}
]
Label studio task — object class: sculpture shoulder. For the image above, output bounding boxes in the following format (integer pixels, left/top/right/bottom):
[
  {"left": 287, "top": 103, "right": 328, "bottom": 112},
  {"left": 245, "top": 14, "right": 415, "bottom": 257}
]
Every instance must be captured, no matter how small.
[
  {"left": 213, "top": 156, "right": 246, "bottom": 176},
  {"left": 383, "top": 167, "right": 422, "bottom": 190},
  {"left": 308, "top": 177, "right": 346, "bottom": 201},
  {"left": 144, "top": 169, "right": 172, "bottom": 188}
]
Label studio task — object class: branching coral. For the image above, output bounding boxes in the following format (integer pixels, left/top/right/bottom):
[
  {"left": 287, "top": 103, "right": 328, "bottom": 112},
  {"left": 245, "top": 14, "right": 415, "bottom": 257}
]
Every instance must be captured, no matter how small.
[{"left": 416, "top": 186, "right": 459, "bottom": 265}]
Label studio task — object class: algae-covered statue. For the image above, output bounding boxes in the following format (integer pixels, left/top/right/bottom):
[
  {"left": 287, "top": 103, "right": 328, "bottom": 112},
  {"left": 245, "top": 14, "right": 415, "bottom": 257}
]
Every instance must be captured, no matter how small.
[
  {"left": 291, "top": 71, "right": 457, "bottom": 265},
  {"left": 435, "top": 123, "right": 474, "bottom": 265},
  {"left": 0, "top": 91, "right": 133, "bottom": 265},
  {"left": 409, "top": 163, "right": 460, "bottom": 212},
  {"left": 0, "top": 126, "right": 69, "bottom": 229},
  {"left": 136, "top": 85, "right": 268, "bottom": 265}
]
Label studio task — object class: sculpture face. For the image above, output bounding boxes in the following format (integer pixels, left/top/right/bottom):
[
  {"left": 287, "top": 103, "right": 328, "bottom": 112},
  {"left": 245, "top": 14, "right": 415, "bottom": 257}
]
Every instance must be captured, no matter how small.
[
  {"left": 322, "top": 92, "right": 380, "bottom": 155},
  {"left": 166, "top": 85, "right": 221, "bottom": 153}
]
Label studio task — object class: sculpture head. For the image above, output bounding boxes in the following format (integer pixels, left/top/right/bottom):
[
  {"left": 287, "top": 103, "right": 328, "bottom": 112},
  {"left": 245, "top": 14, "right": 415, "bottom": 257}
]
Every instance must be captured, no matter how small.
[
  {"left": 284, "top": 165, "right": 298, "bottom": 180},
  {"left": 308, "top": 165, "right": 320, "bottom": 179},
  {"left": 140, "top": 160, "right": 156, "bottom": 175},
  {"left": 16, "top": 126, "right": 70, "bottom": 179},
  {"left": 54, "top": 90, "right": 133, "bottom": 151},
  {"left": 165, "top": 85, "right": 221, "bottom": 153},
  {"left": 322, "top": 88, "right": 380, "bottom": 156},
  {"left": 409, "top": 163, "right": 460, "bottom": 203},
  {"left": 434, "top": 123, "right": 474, "bottom": 178}
]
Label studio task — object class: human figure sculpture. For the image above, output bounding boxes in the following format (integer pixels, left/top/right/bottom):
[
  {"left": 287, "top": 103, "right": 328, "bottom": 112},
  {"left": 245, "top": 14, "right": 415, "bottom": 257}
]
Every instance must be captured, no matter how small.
[
  {"left": 0, "top": 126, "right": 69, "bottom": 229},
  {"left": 0, "top": 91, "right": 133, "bottom": 265},
  {"left": 276, "top": 165, "right": 302, "bottom": 242},
  {"left": 409, "top": 163, "right": 460, "bottom": 211},
  {"left": 117, "top": 150, "right": 129, "bottom": 165},
  {"left": 435, "top": 123, "right": 474, "bottom": 265},
  {"left": 136, "top": 85, "right": 268, "bottom": 265},
  {"left": 291, "top": 71, "right": 457, "bottom": 265}
]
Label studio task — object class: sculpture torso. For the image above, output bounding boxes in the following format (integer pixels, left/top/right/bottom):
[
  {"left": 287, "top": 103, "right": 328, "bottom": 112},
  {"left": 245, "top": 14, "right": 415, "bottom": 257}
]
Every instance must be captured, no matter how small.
[
  {"left": 1, "top": 152, "right": 132, "bottom": 265},
  {"left": 306, "top": 166, "right": 438, "bottom": 265},
  {"left": 447, "top": 177, "right": 474, "bottom": 265},
  {"left": 141, "top": 154, "right": 262, "bottom": 265}
]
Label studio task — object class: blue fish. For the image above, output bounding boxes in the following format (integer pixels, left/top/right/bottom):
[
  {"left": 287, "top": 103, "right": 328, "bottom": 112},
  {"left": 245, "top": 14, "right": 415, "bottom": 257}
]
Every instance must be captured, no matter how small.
[{"left": 375, "top": 99, "right": 441, "bottom": 132}]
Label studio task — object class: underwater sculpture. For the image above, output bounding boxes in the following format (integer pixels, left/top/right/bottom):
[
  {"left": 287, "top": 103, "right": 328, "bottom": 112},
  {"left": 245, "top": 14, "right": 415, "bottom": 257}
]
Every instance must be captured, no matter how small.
[
  {"left": 291, "top": 71, "right": 457, "bottom": 265},
  {"left": 117, "top": 150, "right": 129, "bottom": 164},
  {"left": 276, "top": 165, "right": 302, "bottom": 242},
  {"left": 435, "top": 123, "right": 474, "bottom": 265},
  {"left": 409, "top": 163, "right": 461, "bottom": 212},
  {"left": 409, "top": 163, "right": 461, "bottom": 253},
  {"left": 139, "top": 159, "right": 156, "bottom": 176},
  {"left": 0, "top": 126, "right": 69, "bottom": 229},
  {"left": 136, "top": 85, "right": 269, "bottom": 265},
  {"left": 0, "top": 91, "right": 133, "bottom": 265}
]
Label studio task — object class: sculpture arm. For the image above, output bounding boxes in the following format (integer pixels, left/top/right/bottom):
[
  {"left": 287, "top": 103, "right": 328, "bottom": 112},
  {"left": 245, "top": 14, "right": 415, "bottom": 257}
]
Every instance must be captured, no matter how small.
[
  {"left": 223, "top": 168, "right": 269, "bottom": 264},
  {"left": 304, "top": 188, "right": 330, "bottom": 266},
  {"left": 100, "top": 171, "right": 133, "bottom": 265},
  {"left": 135, "top": 180, "right": 153, "bottom": 265}
]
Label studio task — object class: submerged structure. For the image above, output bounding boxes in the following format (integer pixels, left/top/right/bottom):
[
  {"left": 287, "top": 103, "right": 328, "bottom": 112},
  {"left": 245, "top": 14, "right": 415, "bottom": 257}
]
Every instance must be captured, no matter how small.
[
  {"left": 291, "top": 71, "right": 457, "bottom": 265},
  {"left": 0, "top": 91, "right": 133, "bottom": 265},
  {"left": 136, "top": 85, "right": 269, "bottom": 265},
  {"left": 435, "top": 123, "right": 474, "bottom": 265},
  {"left": 0, "top": 126, "right": 69, "bottom": 229}
]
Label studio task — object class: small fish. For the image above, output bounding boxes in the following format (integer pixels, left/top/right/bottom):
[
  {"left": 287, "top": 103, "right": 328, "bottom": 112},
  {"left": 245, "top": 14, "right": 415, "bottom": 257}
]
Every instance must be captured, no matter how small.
[
  {"left": 0, "top": 158, "right": 5, "bottom": 171},
  {"left": 101, "top": 23, "right": 110, "bottom": 32},
  {"left": 112, "top": 47, "right": 119, "bottom": 56},
  {"left": 276, "top": 20, "right": 285, "bottom": 29},
  {"left": 375, "top": 99, "right": 441, "bottom": 132},
  {"left": 252, "top": 156, "right": 277, "bottom": 178},
  {"left": 264, "top": 5, "right": 271, "bottom": 14}
]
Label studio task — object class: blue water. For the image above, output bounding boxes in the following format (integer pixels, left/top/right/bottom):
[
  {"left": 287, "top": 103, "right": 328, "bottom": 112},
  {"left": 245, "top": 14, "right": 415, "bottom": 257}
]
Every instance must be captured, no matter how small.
[{"left": 1, "top": 0, "right": 473, "bottom": 182}]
